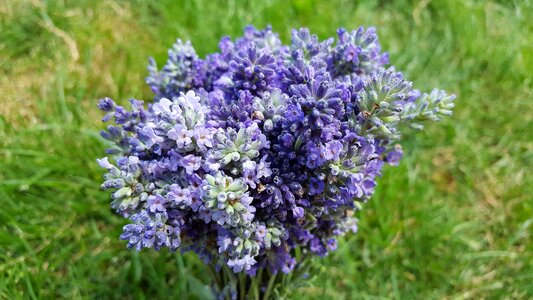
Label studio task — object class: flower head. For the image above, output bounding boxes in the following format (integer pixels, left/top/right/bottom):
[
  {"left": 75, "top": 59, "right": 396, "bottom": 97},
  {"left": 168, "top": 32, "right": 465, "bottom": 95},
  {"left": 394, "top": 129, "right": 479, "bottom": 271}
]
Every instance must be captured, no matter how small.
[
  {"left": 230, "top": 44, "right": 277, "bottom": 94},
  {"left": 331, "top": 27, "right": 389, "bottom": 77}
]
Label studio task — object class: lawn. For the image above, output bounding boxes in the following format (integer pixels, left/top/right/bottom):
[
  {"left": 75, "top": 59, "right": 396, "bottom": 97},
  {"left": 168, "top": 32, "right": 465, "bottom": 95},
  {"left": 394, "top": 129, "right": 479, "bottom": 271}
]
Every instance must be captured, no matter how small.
[{"left": 1, "top": 0, "right": 532, "bottom": 299}]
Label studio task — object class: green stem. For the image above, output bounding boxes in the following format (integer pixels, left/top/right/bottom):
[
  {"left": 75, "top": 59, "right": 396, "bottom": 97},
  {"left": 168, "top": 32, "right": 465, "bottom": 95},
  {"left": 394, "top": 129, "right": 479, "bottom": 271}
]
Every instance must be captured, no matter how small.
[
  {"left": 223, "top": 265, "right": 238, "bottom": 300},
  {"left": 206, "top": 263, "right": 222, "bottom": 292},
  {"left": 239, "top": 272, "right": 246, "bottom": 300},
  {"left": 175, "top": 254, "right": 188, "bottom": 297},
  {"left": 248, "top": 268, "right": 263, "bottom": 300},
  {"left": 262, "top": 272, "right": 277, "bottom": 300}
]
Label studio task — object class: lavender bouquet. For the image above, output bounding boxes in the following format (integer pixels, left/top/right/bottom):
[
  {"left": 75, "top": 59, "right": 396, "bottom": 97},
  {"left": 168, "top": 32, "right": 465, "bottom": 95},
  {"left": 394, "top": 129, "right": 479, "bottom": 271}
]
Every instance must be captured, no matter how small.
[{"left": 97, "top": 26, "right": 454, "bottom": 299}]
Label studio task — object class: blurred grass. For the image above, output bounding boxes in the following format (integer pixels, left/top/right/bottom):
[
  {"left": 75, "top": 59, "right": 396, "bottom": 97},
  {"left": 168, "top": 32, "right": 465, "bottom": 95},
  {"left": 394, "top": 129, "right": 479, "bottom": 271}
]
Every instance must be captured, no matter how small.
[{"left": 0, "top": 0, "right": 532, "bottom": 299}]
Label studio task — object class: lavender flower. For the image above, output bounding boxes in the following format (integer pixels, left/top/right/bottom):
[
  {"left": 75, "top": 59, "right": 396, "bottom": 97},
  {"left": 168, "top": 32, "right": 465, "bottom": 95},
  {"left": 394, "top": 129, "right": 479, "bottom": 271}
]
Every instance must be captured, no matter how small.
[
  {"left": 208, "top": 123, "right": 268, "bottom": 171},
  {"left": 309, "top": 177, "right": 325, "bottom": 195},
  {"left": 147, "top": 194, "right": 167, "bottom": 213},
  {"left": 331, "top": 26, "right": 389, "bottom": 77},
  {"left": 120, "top": 211, "right": 181, "bottom": 251},
  {"left": 202, "top": 172, "right": 256, "bottom": 226},
  {"left": 97, "top": 25, "right": 454, "bottom": 278},
  {"left": 147, "top": 39, "right": 203, "bottom": 100},
  {"left": 230, "top": 44, "right": 276, "bottom": 94}
]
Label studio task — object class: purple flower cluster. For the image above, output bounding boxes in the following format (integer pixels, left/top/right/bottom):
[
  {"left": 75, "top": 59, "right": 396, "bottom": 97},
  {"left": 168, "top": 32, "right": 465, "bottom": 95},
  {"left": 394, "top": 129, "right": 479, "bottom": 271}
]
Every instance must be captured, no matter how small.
[{"left": 98, "top": 25, "right": 454, "bottom": 274}]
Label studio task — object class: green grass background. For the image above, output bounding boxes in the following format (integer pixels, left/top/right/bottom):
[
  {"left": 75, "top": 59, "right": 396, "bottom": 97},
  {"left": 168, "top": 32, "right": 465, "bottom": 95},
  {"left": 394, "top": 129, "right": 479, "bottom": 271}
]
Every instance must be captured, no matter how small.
[{"left": 1, "top": 0, "right": 532, "bottom": 298}]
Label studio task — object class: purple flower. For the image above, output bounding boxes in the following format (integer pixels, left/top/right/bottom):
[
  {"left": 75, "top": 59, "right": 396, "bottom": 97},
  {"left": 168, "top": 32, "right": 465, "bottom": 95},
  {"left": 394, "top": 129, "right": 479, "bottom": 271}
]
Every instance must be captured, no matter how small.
[
  {"left": 180, "top": 154, "right": 201, "bottom": 174},
  {"left": 242, "top": 160, "right": 258, "bottom": 188},
  {"left": 386, "top": 145, "right": 403, "bottom": 166},
  {"left": 324, "top": 140, "right": 343, "bottom": 161},
  {"left": 147, "top": 195, "right": 167, "bottom": 213},
  {"left": 256, "top": 156, "right": 272, "bottom": 178},
  {"left": 217, "top": 233, "right": 233, "bottom": 253},
  {"left": 120, "top": 211, "right": 181, "bottom": 251},
  {"left": 309, "top": 178, "right": 324, "bottom": 195},
  {"left": 189, "top": 190, "right": 203, "bottom": 212},
  {"left": 326, "top": 238, "right": 337, "bottom": 251},
  {"left": 361, "top": 179, "right": 376, "bottom": 196},
  {"left": 331, "top": 26, "right": 388, "bottom": 77},
  {"left": 167, "top": 185, "right": 191, "bottom": 208},
  {"left": 146, "top": 39, "right": 202, "bottom": 100},
  {"left": 140, "top": 126, "right": 163, "bottom": 149},
  {"left": 343, "top": 44, "right": 360, "bottom": 63},
  {"left": 256, "top": 224, "right": 268, "bottom": 243},
  {"left": 98, "top": 97, "right": 116, "bottom": 113},
  {"left": 306, "top": 146, "right": 326, "bottom": 169},
  {"left": 227, "top": 254, "right": 257, "bottom": 273},
  {"left": 152, "top": 98, "right": 173, "bottom": 114},
  {"left": 291, "top": 206, "right": 305, "bottom": 219},
  {"left": 310, "top": 238, "right": 327, "bottom": 256},
  {"left": 346, "top": 174, "right": 364, "bottom": 199},
  {"left": 230, "top": 44, "right": 276, "bottom": 94},
  {"left": 168, "top": 124, "right": 192, "bottom": 148},
  {"left": 193, "top": 126, "right": 214, "bottom": 150},
  {"left": 98, "top": 97, "right": 116, "bottom": 122},
  {"left": 285, "top": 103, "right": 304, "bottom": 122},
  {"left": 97, "top": 157, "right": 115, "bottom": 170},
  {"left": 242, "top": 156, "right": 272, "bottom": 189}
]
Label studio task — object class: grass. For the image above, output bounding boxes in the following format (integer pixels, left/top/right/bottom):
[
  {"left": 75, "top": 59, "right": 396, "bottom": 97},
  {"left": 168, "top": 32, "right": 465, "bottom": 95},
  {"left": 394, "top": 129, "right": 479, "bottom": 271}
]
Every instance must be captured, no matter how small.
[{"left": 1, "top": 0, "right": 532, "bottom": 298}]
